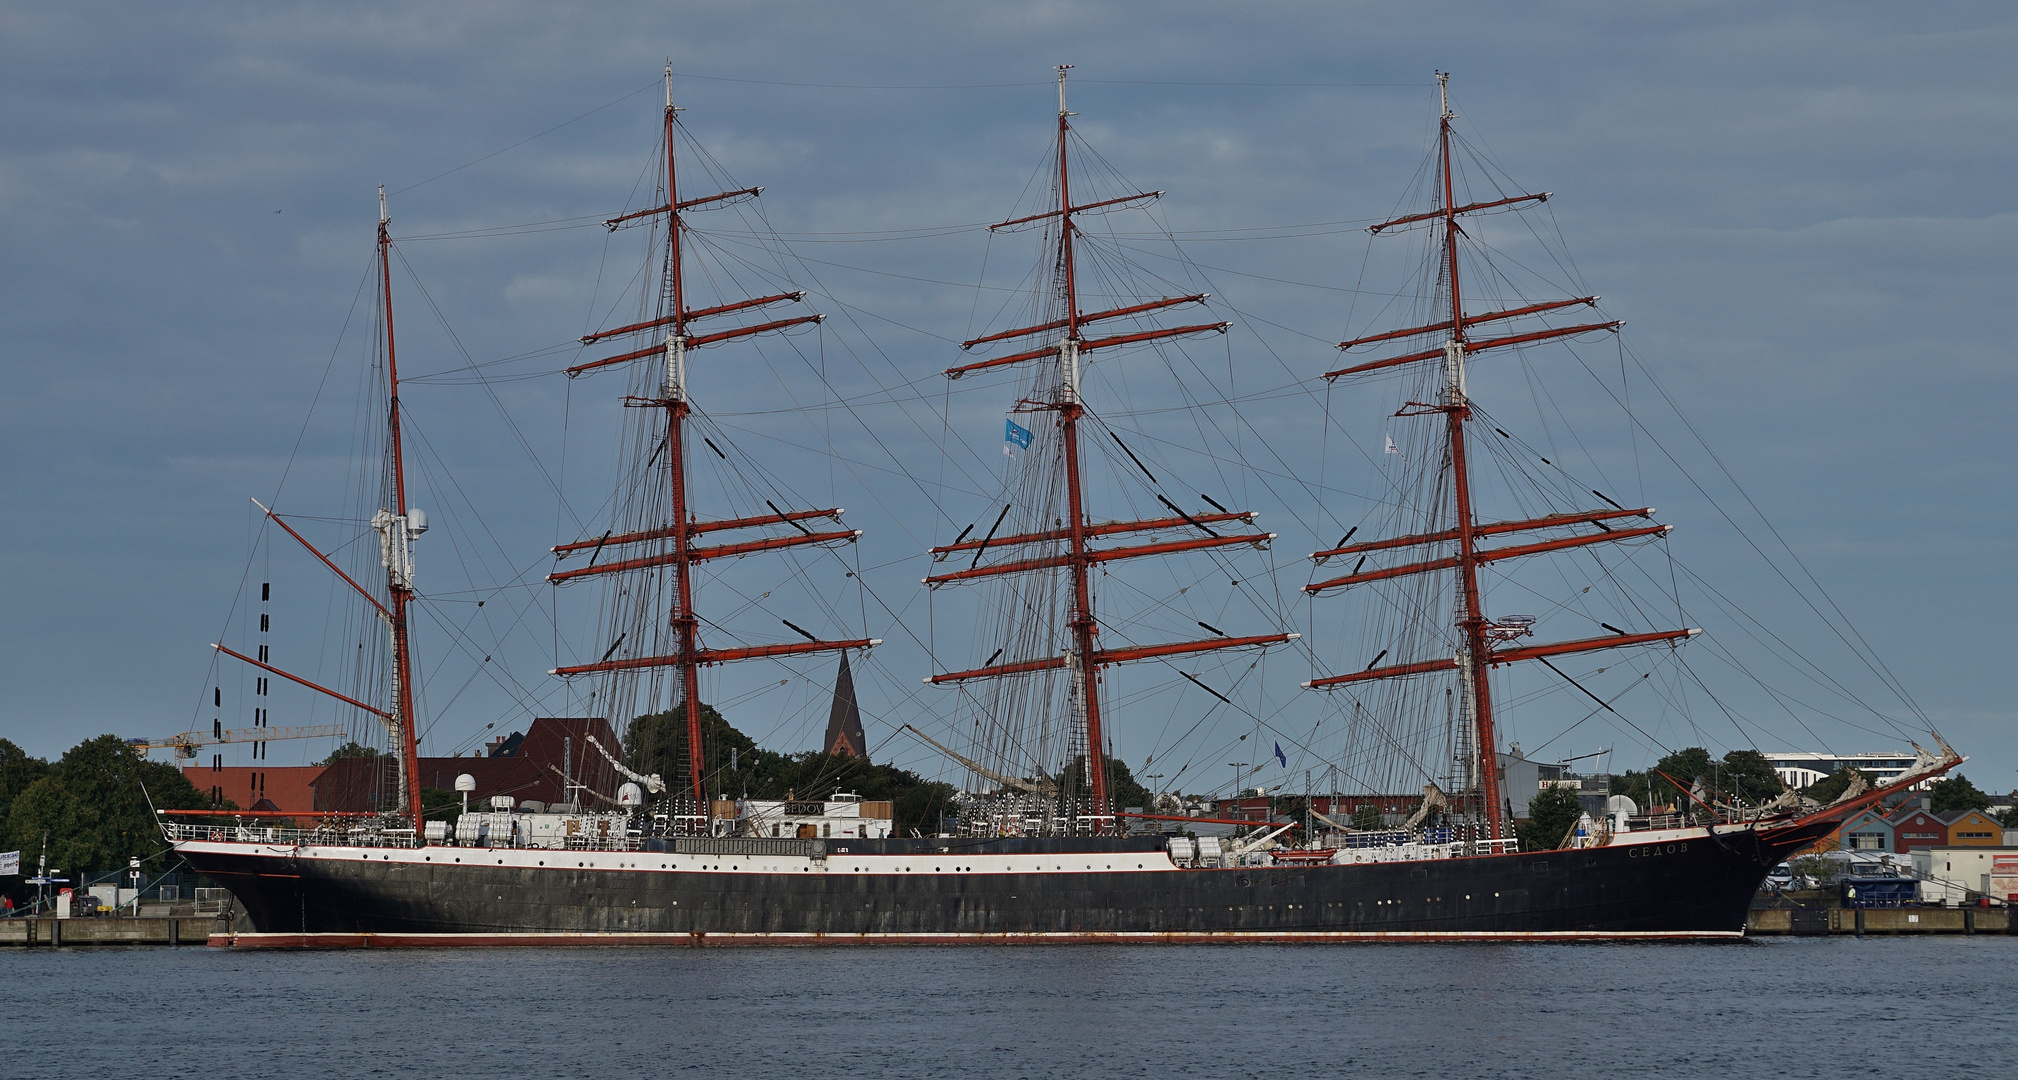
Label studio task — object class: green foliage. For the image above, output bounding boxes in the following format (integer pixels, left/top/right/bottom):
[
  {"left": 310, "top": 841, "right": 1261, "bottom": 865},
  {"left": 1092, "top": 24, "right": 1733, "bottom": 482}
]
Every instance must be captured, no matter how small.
[
  {"left": 1927, "top": 773, "right": 1993, "bottom": 815},
  {"left": 419, "top": 787, "right": 463, "bottom": 826},
  {"left": 624, "top": 704, "right": 954, "bottom": 834},
  {"left": 1613, "top": 747, "right": 1788, "bottom": 809},
  {"left": 1350, "top": 803, "right": 1382, "bottom": 831},
  {"left": 1104, "top": 756, "right": 1153, "bottom": 815},
  {"left": 1997, "top": 805, "right": 2018, "bottom": 829},
  {"left": 1790, "top": 853, "right": 1841, "bottom": 888},
  {"left": 1718, "top": 749, "right": 1784, "bottom": 805},
  {"left": 1802, "top": 767, "right": 1877, "bottom": 804},
  {"left": 2, "top": 735, "right": 217, "bottom": 885},
  {"left": 1516, "top": 786, "right": 1586, "bottom": 852},
  {"left": 1058, "top": 754, "right": 1153, "bottom": 816},
  {"left": 316, "top": 741, "right": 381, "bottom": 766},
  {"left": 0, "top": 738, "right": 51, "bottom": 829}
]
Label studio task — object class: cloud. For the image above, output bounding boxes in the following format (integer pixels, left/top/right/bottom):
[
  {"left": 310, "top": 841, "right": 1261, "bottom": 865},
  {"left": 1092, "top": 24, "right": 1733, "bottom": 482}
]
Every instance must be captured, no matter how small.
[{"left": 1, "top": 1, "right": 2011, "bottom": 793}]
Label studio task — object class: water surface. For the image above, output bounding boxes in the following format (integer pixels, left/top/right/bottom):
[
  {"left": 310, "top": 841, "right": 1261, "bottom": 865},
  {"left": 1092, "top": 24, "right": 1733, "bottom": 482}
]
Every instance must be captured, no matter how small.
[{"left": 9, "top": 938, "right": 2011, "bottom": 1078}]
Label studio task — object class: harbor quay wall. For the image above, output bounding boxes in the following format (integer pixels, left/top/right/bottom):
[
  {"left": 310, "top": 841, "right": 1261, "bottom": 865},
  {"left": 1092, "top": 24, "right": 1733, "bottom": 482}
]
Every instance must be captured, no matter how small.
[
  {"left": 0, "top": 917, "right": 226, "bottom": 946},
  {"left": 1746, "top": 906, "right": 2010, "bottom": 935}
]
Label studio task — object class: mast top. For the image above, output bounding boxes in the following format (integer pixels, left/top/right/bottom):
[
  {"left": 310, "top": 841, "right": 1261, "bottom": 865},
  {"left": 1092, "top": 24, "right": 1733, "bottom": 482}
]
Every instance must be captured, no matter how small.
[
  {"left": 1057, "top": 64, "right": 1075, "bottom": 118},
  {"left": 665, "top": 61, "right": 680, "bottom": 113},
  {"left": 378, "top": 185, "right": 388, "bottom": 226},
  {"left": 1436, "top": 70, "right": 1456, "bottom": 122}
]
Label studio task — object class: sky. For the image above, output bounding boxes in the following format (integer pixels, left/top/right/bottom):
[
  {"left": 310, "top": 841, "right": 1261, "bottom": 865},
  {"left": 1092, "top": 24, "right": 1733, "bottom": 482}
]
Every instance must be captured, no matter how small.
[{"left": 3, "top": 2, "right": 2013, "bottom": 799}]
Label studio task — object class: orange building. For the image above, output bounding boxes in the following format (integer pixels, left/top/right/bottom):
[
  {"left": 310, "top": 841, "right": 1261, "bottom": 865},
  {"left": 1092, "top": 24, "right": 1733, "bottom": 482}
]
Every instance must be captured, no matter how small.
[{"left": 1941, "top": 809, "right": 2003, "bottom": 847}]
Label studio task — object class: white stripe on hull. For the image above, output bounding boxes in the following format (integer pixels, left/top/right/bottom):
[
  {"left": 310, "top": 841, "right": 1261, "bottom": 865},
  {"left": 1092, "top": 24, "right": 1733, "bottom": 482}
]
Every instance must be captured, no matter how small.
[{"left": 211, "top": 928, "right": 1743, "bottom": 949}]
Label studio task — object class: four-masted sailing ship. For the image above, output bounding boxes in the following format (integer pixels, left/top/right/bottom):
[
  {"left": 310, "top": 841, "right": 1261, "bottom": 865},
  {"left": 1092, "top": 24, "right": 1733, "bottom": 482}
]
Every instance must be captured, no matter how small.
[{"left": 171, "top": 68, "right": 1961, "bottom": 945}]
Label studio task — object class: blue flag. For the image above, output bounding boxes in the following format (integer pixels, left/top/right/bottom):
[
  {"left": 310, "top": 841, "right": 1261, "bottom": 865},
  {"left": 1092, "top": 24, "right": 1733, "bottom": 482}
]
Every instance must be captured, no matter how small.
[
  {"left": 1273, "top": 741, "right": 1287, "bottom": 768},
  {"left": 1003, "top": 418, "right": 1033, "bottom": 456}
]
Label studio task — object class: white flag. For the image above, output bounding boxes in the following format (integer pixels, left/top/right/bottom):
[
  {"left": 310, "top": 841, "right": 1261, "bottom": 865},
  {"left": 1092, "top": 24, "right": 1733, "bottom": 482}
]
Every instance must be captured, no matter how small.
[
  {"left": 1384, "top": 434, "right": 1400, "bottom": 455},
  {"left": 0, "top": 851, "right": 18, "bottom": 876}
]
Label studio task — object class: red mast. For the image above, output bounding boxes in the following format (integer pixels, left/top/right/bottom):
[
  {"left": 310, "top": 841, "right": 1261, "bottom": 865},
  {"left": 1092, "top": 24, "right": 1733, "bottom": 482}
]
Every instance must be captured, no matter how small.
[
  {"left": 376, "top": 186, "right": 426, "bottom": 834},
  {"left": 1051, "top": 66, "right": 1112, "bottom": 818},
  {"left": 552, "top": 66, "right": 871, "bottom": 824},
  {"left": 1431, "top": 74, "right": 1505, "bottom": 839},
  {"left": 1309, "top": 73, "right": 1689, "bottom": 843},
  {"left": 932, "top": 67, "right": 1293, "bottom": 831}
]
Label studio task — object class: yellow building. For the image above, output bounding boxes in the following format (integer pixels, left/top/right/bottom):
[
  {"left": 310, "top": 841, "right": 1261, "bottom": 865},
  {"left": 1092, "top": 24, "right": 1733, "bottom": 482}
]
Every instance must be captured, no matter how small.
[{"left": 1943, "top": 810, "right": 2003, "bottom": 847}]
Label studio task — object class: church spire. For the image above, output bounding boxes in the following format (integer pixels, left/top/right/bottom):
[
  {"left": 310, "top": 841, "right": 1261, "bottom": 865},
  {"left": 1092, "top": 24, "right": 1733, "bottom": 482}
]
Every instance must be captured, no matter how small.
[{"left": 824, "top": 653, "right": 867, "bottom": 759}]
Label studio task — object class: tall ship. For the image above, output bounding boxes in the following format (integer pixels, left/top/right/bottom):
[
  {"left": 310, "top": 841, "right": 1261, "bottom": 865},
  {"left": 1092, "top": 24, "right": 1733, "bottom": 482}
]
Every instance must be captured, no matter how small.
[{"left": 170, "top": 69, "right": 1960, "bottom": 944}]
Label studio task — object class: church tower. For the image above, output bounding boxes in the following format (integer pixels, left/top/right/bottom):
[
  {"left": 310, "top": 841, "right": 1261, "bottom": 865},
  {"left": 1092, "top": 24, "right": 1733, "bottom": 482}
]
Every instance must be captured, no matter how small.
[{"left": 823, "top": 653, "right": 868, "bottom": 759}]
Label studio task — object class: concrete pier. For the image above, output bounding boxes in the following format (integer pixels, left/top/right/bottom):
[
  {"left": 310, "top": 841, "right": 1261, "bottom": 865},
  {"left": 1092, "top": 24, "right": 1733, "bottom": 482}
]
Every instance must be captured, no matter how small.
[
  {"left": 1747, "top": 907, "right": 2010, "bottom": 935},
  {"left": 0, "top": 917, "right": 227, "bottom": 946}
]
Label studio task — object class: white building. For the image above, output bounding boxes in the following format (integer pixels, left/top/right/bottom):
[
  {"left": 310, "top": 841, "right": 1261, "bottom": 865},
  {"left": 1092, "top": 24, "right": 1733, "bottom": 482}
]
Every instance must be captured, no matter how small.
[
  {"left": 1910, "top": 846, "right": 2018, "bottom": 906},
  {"left": 727, "top": 793, "right": 894, "bottom": 839},
  {"left": 1764, "top": 752, "right": 1921, "bottom": 790}
]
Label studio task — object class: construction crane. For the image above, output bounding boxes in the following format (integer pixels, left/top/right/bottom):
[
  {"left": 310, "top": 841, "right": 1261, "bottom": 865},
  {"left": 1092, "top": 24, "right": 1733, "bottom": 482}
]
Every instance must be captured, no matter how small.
[
  {"left": 127, "top": 723, "right": 348, "bottom": 760},
  {"left": 898, "top": 724, "right": 1058, "bottom": 797}
]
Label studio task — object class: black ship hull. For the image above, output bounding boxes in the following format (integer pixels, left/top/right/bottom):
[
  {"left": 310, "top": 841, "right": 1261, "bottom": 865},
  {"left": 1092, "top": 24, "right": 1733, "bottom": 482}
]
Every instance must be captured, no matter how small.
[{"left": 181, "top": 820, "right": 1831, "bottom": 945}]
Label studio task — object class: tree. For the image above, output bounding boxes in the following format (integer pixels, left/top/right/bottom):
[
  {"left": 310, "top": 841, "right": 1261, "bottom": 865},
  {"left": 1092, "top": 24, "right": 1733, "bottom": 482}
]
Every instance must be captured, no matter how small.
[
  {"left": 1802, "top": 767, "right": 1876, "bottom": 805},
  {"left": 1718, "top": 750, "right": 1784, "bottom": 805},
  {"left": 316, "top": 741, "right": 380, "bottom": 766},
  {"left": 1789, "top": 853, "right": 1841, "bottom": 889},
  {"left": 1517, "top": 786, "right": 1586, "bottom": 852},
  {"left": 1057, "top": 754, "right": 1153, "bottom": 816},
  {"left": 1653, "top": 747, "right": 1715, "bottom": 801},
  {"left": 624, "top": 703, "right": 954, "bottom": 834},
  {"left": 1350, "top": 803, "right": 1382, "bottom": 831},
  {"left": 1614, "top": 748, "right": 1784, "bottom": 809},
  {"left": 1927, "top": 773, "right": 1992, "bottom": 815},
  {"left": 0, "top": 738, "right": 50, "bottom": 828},
  {"left": 1105, "top": 757, "right": 1153, "bottom": 814},
  {"left": 3, "top": 735, "right": 216, "bottom": 882}
]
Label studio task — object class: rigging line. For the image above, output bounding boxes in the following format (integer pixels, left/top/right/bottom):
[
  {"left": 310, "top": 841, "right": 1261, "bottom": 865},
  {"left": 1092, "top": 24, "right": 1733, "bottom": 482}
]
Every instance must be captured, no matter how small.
[
  {"left": 1115, "top": 240, "right": 1427, "bottom": 296},
  {"left": 412, "top": 601, "right": 560, "bottom": 723},
  {"left": 1526, "top": 671, "right": 1655, "bottom": 759},
  {"left": 670, "top": 71, "right": 1048, "bottom": 90},
  {"left": 398, "top": 414, "right": 559, "bottom": 596},
  {"left": 204, "top": 259, "right": 378, "bottom": 728},
  {"left": 702, "top": 230, "right": 1030, "bottom": 293},
  {"left": 700, "top": 229, "right": 1007, "bottom": 523},
  {"left": 399, "top": 221, "right": 608, "bottom": 242},
  {"left": 1685, "top": 633, "right": 1845, "bottom": 750},
  {"left": 391, "top": 78, "right": 661, "bottom": 196},
  {"left": 1591, "top": 344, "right": 1930, "bottom": 725},
  {"left": 388, "top": 244, "right": 587, "bottom": 532},
  {"left": 1535, "top": 657, "right": 1672, "bottom": 756},
  {"left": 1670, "top": 560, "right": 1904, "bottom": 731},
  {"left": 1623, "top": 345, "right": 1929, "bottom": 725}
]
